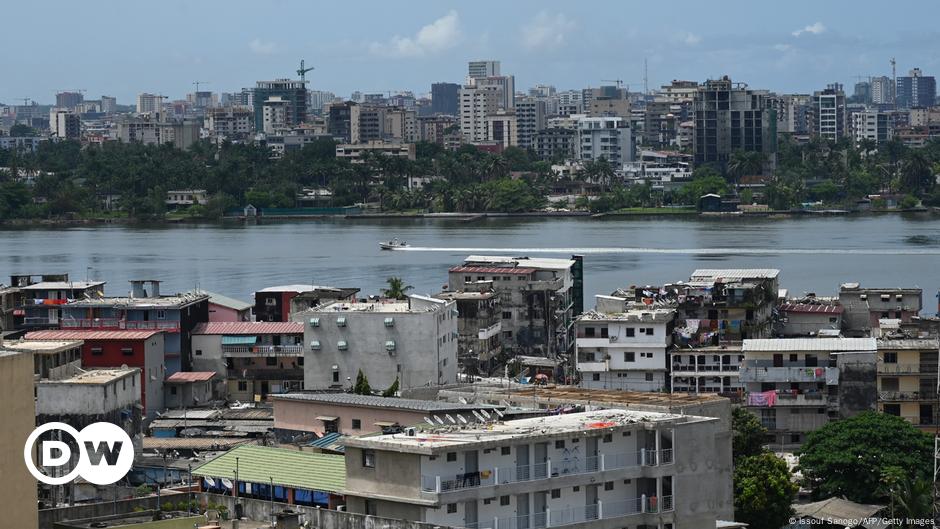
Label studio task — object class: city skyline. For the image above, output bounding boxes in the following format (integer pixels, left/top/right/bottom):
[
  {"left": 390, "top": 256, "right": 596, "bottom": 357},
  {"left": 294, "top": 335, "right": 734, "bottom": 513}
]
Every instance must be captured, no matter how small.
[{"left": 3, "top": 0, "right": 940, "bottom": 103}]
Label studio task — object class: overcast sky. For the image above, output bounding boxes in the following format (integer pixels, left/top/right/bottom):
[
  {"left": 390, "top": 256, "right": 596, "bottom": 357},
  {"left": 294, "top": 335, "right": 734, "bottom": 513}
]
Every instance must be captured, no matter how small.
[{"left": 3, "top": 0, "right": 939, "bottom": 105}]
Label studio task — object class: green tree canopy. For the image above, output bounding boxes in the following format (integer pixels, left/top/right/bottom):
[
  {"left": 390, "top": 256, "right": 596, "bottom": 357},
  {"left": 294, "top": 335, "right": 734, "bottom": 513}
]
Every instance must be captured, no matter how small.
[
  {"left": 382, "top": 277, "right": 413, "bottom": 300},
  {"left": 798, "top": 411, "right": 932, "bottom": 503},
  {"left": 731, "top": 408, "right": 767, "bottom": 462},
  {"left": 381, "top": 377, "right": 399, "bottom": 398},
  {"left": 353, "top": 369, "right": 372, "bottom": 395},
  {"left": 733, "top": 452, "right": 798, "bottom": 529}
]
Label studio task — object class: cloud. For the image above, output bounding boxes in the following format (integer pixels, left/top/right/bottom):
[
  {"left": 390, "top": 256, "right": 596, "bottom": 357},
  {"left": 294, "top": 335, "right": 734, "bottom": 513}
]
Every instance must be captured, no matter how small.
[
  {"left": 248, "top": 38, "right": 277, "bottom": 55},
  {"left": 521, "top": 11, "right": 576, "bottom": 51},
  {"left": 682, "top": 32, "right": 701, "bottom": 46},
  {"left": 792, "top": 22, "right": 825, "bottom": 37},
  {"left": 369, "top": 10, "right": 460, "bottom": 58}
]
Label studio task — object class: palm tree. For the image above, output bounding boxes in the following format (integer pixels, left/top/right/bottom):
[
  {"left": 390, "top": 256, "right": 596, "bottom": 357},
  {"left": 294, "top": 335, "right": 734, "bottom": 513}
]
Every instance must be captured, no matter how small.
[
  {"left": 900, "top": 151, "right": 933, "bottom": 194},
  {"left": 727, "top": 150, "right": 764, "bottom": 186},
  {"left": 382, "top": 277, "right": 413, "bottom": 300}
]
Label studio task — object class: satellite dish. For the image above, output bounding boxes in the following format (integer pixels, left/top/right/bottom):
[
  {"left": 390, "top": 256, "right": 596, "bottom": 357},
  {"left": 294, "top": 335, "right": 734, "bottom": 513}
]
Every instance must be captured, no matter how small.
[
  {"left": 457, "top": 415, "right": 468, "bottom": 424},
  {"left": 434, "top": 416, "right": 445, "bottom": 425},
  {"left": 494, "top": 409, "right": 505, "bottom": 418},
  {"left": 445, "top": 414, "right": 456, "bottom": 424},
  {"left": 471, "top": 410, "right": 485, "bottom": 422},
  {"left": 459, "top": 398, "right": 468, "bottom": 404},
  {"left": 424, "top": 417, "right": 436, "bottom": 426},
  {"left": 480, "top": 410, "right": 491, "bottom": 419}
]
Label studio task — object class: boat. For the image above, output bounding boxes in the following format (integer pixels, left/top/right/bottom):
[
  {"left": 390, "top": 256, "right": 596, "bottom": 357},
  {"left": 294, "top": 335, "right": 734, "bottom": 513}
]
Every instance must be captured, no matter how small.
[{"left": 380, "top": 238, "right": 409, "bottom": 250}]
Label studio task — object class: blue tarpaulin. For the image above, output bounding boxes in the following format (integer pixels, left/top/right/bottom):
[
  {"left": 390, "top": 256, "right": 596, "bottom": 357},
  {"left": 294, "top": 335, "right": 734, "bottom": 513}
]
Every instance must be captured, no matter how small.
[{"left": 221, "top": 335, "right": 257, "bottom": 345}]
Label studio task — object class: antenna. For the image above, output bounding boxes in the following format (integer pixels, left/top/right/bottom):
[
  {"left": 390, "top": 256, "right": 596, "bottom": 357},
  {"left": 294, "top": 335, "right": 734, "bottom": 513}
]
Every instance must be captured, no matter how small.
[
  {"left": 193, "top": 81, "right": 210, "bottom": 93},
  {"left": 890, "top": 57, "right": 897, "bottom": 109},
  {"left": 644, "top": 58, "right": 649, "bottom": 96}
]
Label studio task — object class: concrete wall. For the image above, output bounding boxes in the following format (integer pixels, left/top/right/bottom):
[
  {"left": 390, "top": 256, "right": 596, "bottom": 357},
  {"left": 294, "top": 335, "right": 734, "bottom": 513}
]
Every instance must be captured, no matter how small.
[
  {"left": 39, "top": 491, "right": 186, "bottom": 529},
  {"left": 37, "top": 369, "right": 141, "bottom": 416},
  {"left": 191, "top": 334, "right": 225, "bottom": 374},
  {"left": 273, "top": 398, "right": 429, "bottom": 437},
  {"left": 345, "top": 447, "right": 424, "bottom": 502},
  {"left": 0, "top": 352, "right": 39, "bottom": 529}
]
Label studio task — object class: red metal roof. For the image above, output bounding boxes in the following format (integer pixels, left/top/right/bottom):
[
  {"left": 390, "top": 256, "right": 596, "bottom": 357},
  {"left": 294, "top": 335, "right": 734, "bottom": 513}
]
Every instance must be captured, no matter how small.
[
  {"left": 192, "top": 322, "right": 304, "bottom": 335},
  {"left": 780, "top": 303, "right": 844, "bottom": 315},
  {"left": 25, "top": 329, "right": 163, "bottom": 340},
  {"left": 449, "top": 266, "right": 536, "bottom": 275},
  {"left": 166, "top": 371, "right": 216, "bottom": 383}
]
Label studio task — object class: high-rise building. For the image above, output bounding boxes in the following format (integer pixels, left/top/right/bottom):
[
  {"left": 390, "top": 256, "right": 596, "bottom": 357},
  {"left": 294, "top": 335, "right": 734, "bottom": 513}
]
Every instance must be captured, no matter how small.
[
  {"left": 262, "top": 96, "right": 290, "bottom": 134},
  {"left": 49, "top": 109, "right": 81, "bottom": 139},
  {"left": 871, "top": 76, "right": 895, "bottom": 106},
  {"left": 770, "top": 94, "right": 811, "bottom": 135},
  {"left": 56, "top": 91, "right": 84, "bottom": 109},
  {"left": 327, "top": 101, "right": 361, "bottom": 144},
  {"left": 136, "top": 93, "right": 163, "bottom": 115},
  {"left": 100, "top": 95, "right": 117, "bottom": 114},
  {"left": 692, "top": 76, "right": 776, "bottom": 170},
  {"left": 431, "top": 82, "right": 460, "bottom": 115},
  {"left": 852, "top": 110, "right": 895, "bottom": 145},
  {"left": 468, "top": 59, "right": 500, "bottom": 80},
  {"left": 577, "top": 116, "right": 635, "bottom": 166},
  {"left": 852, "top": 81, "right": 871, "bottom": 104},
  {"left": 473, "top": 75, "right": 516, "bottom": 110},
  {"left": 485, "top": 111, "right": 518, "bottom": 148},
  {"left": 896, "top": 68, "right": 937, "bottom": 109},
  {"left": 459, "top": 85, "right": 499, "bottom": 143},
  {"left": 810, "top": 83, "right": 847, "bottom": 141},
  {"left": 514, "top": 97, "right": 546, "bottom": 150},
  {"left": 252, "top": 79, "right": 308, "bottom": 131},
  {"left": 308, "top": 90, "right": 336, "bottom": 116}
]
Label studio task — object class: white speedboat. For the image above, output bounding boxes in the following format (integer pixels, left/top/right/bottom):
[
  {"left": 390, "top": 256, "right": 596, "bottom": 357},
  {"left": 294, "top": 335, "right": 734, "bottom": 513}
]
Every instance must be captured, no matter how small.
[{"left": 380, "top": 238, "right": 409, "bottom": 250}]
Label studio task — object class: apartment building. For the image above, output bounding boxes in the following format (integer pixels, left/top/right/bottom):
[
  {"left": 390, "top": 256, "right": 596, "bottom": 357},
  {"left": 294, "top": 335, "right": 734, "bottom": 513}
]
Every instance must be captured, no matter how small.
[
  {"left": 36, "top": 367, "right": 142, "bottom": 433},
  {"left": 336, "top": 141, "right": 416, "bottom": 161},
  {"left": 876, "top": 336, "right": 939, "bottom": 431},
  {"left": 136, "top": 93, "right": 163, "bottom": 114},
  {"left": 460, "top": 85, "right": 500, "bottom": 143},
  {"left": 474, "top": 76, "right": 516, "bottom": 111},
  {"left": 852, "top": 110, "right": 895, "bottom": 145},
  {"left": 254, "top": 284, "right": 358, "bottom": 322},
  {"left": 740, "top": 337, "right": 876, "bottom": 450},
  {"left": 468, "top": 60, "right": 501, "bottom": 80},
  {"left": 435, "top": 283, "right": 503, "bottom": 373},
  {"left": 577, "top": 116, "right": 634, "bottom": 166},
  {"left": 49, "top": 109, "right": 81, "bottom": 139},
  {"left": 809, "top": 83, "right": 847, "bottom": 141},
  {"left": 575, "top": 295, "right": 675, "bottom": 391},
  {"left": 448, "top": 255, "right": 583, "bottom": 359},
  {"left": 838, "top": 283, "right": 923, "bottom": 336},
  {"left": 485, "top": 111, "right": 518, "bottom": 149},
  {"left": 343, "top": 408, "right": 732, "bottom": 529},
  {"left": 692, "top": 77, "right": 776, "bottom": 171},
  {"left": 300, "top": 295, "right": 458, "bottom": 391},
  {"left": 0, "top": 351, "right": 38, "bottom": 529},
  {"left": 8, "top": 273, "right": 106, "bottom": 331},
  {"left": 896, "top": 68, "right": 936, "bottom": 110},
  {"left": 515, "top": 98, "right": 546, "bottom": 150},
  {"left": 670, "top": 344, "right": 744, "bottom": 395},
  {"left": 252, "top": 79, "right": 308, "bottom": 131}
]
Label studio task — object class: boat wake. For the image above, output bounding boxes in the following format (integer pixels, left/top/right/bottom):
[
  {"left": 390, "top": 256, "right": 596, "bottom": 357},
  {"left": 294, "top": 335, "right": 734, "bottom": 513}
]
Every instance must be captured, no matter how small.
[{"left": 394, "top": 246, "right": 940, "bottom": 256}]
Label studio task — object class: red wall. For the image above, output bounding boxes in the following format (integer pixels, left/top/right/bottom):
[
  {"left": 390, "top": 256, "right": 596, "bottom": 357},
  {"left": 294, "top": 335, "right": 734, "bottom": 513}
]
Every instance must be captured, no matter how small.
[
  {"left": 80, "top": 339, "right": 149, "bottom": 410},
  {"left": 281, "top": 292, "right": 296, "bottom": 321}
]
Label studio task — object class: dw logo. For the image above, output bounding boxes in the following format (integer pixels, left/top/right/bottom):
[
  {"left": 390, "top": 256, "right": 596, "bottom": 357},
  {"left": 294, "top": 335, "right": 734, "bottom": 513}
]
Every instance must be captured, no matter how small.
[{"left": 23, "top": 422, "right": 134, "bottom": 485}]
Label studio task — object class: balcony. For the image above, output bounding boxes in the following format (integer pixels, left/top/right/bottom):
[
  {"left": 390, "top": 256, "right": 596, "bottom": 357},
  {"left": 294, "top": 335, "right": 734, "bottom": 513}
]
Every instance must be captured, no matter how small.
[
  {"left": 671, "top": 362, "right": 739, "bottom": 375},
  {"left": 23, "top": 316, "right": 54, "bottom": 326},
  {"left": 748, "top": 391, "right": 829, "bottom": 407},
  {"left": 464, "top": 495, "right": 674, "bottom": 529},
  {"left": 739, "top": 366, "right": 839, "bottom": 384},
  {"left": 226, "top": 368, "right": 303, "bottom": 381},
  {"left": 222, "top": 344, "right": 304, "bottom": 357},
  {"left": 420, "top": 449, "right": 673, "bottom": 493},
  {"left": 879, "top": 391, "right": 938, "bottom": 402},
  {"left": 478, "top": 322, "right": 502, "bottom": 340},
  {"left": 878, "top": 364, "right": 937, "bottom": 375},
  {"left": 60, "top": 318, "right": 181, "bottom": 332}
]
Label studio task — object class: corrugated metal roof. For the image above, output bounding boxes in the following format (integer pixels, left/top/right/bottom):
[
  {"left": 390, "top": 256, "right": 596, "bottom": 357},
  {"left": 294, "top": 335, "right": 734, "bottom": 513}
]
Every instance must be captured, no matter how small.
[
  {"left": 193, "top": 445, "right": 345, "bottom": 493},
  {"left": 26, "top": 330, "right": 162, "bottom": 340},
  {"left": 450, "top": 266, "right": 536, "bottom": 275},
  {"left": 166, "top": 371, "right": 216, "bottom": 383},
  {"left": 743, "top": 337, "right": 876, "bottom": 352},
  {"left": 143, "top": 437, "right": 252, "bottom": 450},
  {"left": 204, "top": 291, "right": 252, "bottom": 311},
  {"left": 690, "top": 269, "right": 780, "bottom": 280},
  {"left": 308, "top": 432, "right": 347, "bottom": 453},
  {"left": 780, "top": 303, "right": 844, "bottom": 314},
  {"left": 193, "top": 322, "right": 303, "bottom": 335},
  {"left": 272, "top": 392, "right": 498, "bottom": 412}
]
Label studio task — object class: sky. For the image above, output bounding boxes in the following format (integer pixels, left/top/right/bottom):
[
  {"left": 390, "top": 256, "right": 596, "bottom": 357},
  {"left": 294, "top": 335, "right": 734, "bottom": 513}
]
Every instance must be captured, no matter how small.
[{"left": 3, "top": 0, "right": 940, "bottom": 105}]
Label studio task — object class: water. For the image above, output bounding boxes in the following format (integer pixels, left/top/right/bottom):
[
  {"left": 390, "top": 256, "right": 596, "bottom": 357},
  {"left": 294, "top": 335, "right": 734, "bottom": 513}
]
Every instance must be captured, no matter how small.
[{"left": 2, "top": 214, "right": 939, "bottom": 312}]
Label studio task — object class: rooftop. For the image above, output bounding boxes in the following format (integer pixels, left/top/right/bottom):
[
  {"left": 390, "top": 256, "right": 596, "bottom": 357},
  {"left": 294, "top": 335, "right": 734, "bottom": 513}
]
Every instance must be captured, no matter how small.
[
  {"left": 192, "top": 321, "right": 304, "bottom": 335},
  {"left": 346, "top": 408, "right": 695, "bottom": 452},
  {"left": 450, "top": 266, "right": 536, "bottom": 275},
  {"left": 689, "top": 269, "right": 780, "bottom": 281},
  {"left": 578, "top": 308, "right": 675, "bottom": 323},
  {"left": 875, "top": 337, "right": 940, "bottom": 350},
  {"left": 193, "top": 444, "right": 345, "bottom": 493},
  {"left": 165, "top": 371, "right": 216, "bottom": 383},
  {"left": 204, "top": 291, "right": 252, "bottom": 311},
  {"left": 46, "top": 367, "right": 139, "bottom": 385},
  {"left": 2, "top": 339, "right": 83, "bottom": 354},
  {"left": 26, "top": 330, "right": 162, "bottom": 341},
  {"left": 464, "top": 255, "right": 576, "bottom": 270},
  {"left": 273, "top": 392, "right": 498, "bottom": 412},
  {"left": 742, "top": 337, "right": 877, "bottom": 352},
  {"left": 435, "top": 289, "right": 497, "bottom": 300},
  {"left": 65, "top": 291, "right": 208, "bottom": 308},
  {"left": 780, "top": 303, "right": 844, "bottom": 315},
  {"left": 19, "top": 280, "right": 105, "bottom": 291},
  {"left": 258, "top": 284, "right": 344, "bottom": 294}
]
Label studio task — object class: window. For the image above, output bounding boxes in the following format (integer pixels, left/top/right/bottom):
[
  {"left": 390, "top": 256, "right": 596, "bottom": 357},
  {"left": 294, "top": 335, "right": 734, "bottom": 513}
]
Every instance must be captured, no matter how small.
[
  {"left": 883, "top": 352, "right": 897, "bottom": 364},
  {"left": 447, "top": 504, "right": 457, "bottom": 514},
  {"left": 446, "top": 452, "right": 457, "bottom": 462},
  {"left": 500, "top": 496, "right": 510, "bottom": 506},
  {"left": 385, "top": 341, "right": 396, "bottom": 351},
  {"left": 310, "top": 340, "right": 321, "bottom": 350},
  {"left": 600, "top": 327, "right": 608, "bottom": 338},
  {"left": 572, "top": 486, "right": 580, "bottom": 492},
  {"left": 881, "top": 377, "right": 899, "bottom": 391},
  {"left": 91, "top": 347, "right": 103, "bottom": 356},
  {"left": 332, "top": 371, "right": 339, "bottom": 383},
  {"left": 592, "top": 373, "right": 600, "bottom": 381},
  {"left": 501, "top": 446, "right": 511, "bottom": 455},
  {"left": 502, "top": 310, "right": 512, "bottom": 319},
  {"left": 883, "top": 404, "right": 901, "bottom": 416},
  {"left": 352, "top": 419, "right": 362, "bottom": 430},
  {"left": 309, "top": 317, "right": 320, "bottom": 327},
  {"left": 464, "top": 276, "right": 472, "bottom": 283},
  {"left": 121, "top": 347, "right": 133, "bottom": 356},
  {"left": 555, "top": 440, "right": 565, "bottom": 449},
  {"left": 237, "top": 381, "right": 248, "bottom": 391},
  {"left": 645, "top": 373, "right": 653, "bottom": 382},
  {"left": 265, "top": 298, "right": 277, "bottom": 306},
  {"left": 156, "top": 310, "right": 166, "bottom": 320},
  {"left": 337, "top": 340, "right": 348, "bottom": 350},
  {"left": 626, "top": 328, "right": 635, "bottom": 337},
  {"left": 195, "top": 349, "right": 202, "bottom": 356},
  {"left": 604, "top": 481, "right": 614, "bottom": 491},
  {"left": 384, "top": 317, "right": 395, "bottom": 327},
  {"left": 585, "top": 327, "right": 596, "bottom": 337},
  {"left": 551, "top": 489, "right": 561, "bottom": 499},
  {"left": 624, "top": 352, "right": 635, "bottom": 362},
  {"left": 266, "top": 357, "right": 277, "bottom": 366},
  {"left": 170, "top": 386, "right": 177, "bottom": 395},
  {"left": 602, "top": 433, "right": 612, "bottom": 443},
  {"left": 362, "top": 450, "right": 375, "bottom": 468}
]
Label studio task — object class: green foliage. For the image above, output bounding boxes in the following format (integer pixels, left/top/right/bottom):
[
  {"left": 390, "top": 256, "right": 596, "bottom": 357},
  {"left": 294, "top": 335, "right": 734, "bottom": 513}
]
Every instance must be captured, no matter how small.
[
  {"left": 677, "top": 173, "right": 728, "bottom": 205},
  {"left": 9, "top": 124, "right": 37, "bottom": 137},
  {"left": 133, "top": 484, "right": 153, "bottom": 498},
  {"left": 382, "top": 377, "right": 399, "bottom": 397},
  {"left": 899, "top": 194, "right": 920, "bottom": 209},
  {"left": 161, "top": 501, "right": 174, "bottom": 512},
  {"left": 881, "top": 472, "right": 937, "bottom": 525},
  {"left": 797, "top": 411, "right": 932, "bottom": 503},
  {"left": 733, "top": 452, "right": 798, "bottom": 529},
  {"left": 731, "top": 408, "right": 767, "bottom": 462},
  {"left": 353, "top": 369, "right": 372, "bottom": 395},
  {"left": 382, "top": 277, "right": 412, "bottom": 300}
]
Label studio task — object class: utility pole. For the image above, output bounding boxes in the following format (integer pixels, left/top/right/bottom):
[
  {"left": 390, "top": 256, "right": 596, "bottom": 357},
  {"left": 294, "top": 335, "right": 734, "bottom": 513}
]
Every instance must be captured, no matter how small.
[
  {"left": 269, "top": 477, "right": 275, "bottom": 525},
  {"left": 890, "top": 57, "right": 897, "bottom": 109}
]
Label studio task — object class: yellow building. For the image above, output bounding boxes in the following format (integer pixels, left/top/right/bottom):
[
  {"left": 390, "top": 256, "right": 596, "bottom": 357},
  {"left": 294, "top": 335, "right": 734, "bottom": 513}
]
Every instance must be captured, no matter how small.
[
  {"left": 0, "top": 350, "right": 39, "bottom": 527},
  {"left": 876, "top": 338, "right": 939, "bottom": 430}
]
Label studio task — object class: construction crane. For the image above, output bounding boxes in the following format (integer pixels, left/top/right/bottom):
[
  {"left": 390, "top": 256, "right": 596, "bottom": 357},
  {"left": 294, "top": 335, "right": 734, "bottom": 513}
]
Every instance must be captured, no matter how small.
[
  {"left": 192, "top": 81, "right": 210, "bottom": 92},
  {"left": 17, "top": 97, "right": 31, "bottom": 107},
  {"left": 602, "top": 79, "right": 624, "bottom": 88},
  {"left": 297, "top": 59, "right": 315, "bottom": 83}
]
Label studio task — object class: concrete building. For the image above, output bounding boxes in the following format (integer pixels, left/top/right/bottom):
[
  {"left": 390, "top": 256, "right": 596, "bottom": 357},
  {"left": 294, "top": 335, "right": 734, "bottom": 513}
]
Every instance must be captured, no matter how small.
[
  {"left": 740, "top": 337, "right": 877, "bottom": 450},
  {"left": 191, "top": 321, "right": 304, "bottom": 401},
  {"left": 771, "top": 94, "right": 811, "bottom": 135},
  {"left": 204, "top": 106, "right": 253, "bottom": 141},
  {"left": 575, "top": 295, "right": 675, "bottom": 391},
  {"left": 852, "top": 110, "right": 895, "bottom": 145},
  {"left": 204, "top": 291, "right": 252, "bottom": 322},
  {"left": 255, "top": 284, "right": 358, "bottom": 323},
  {"left": 468, "top": 60, "right": 501, "bottom": 80},
  {"left": 432, "top": 82, "right": 461, "bottom": 115},
  {"left": 577, "top": 116, "right": 634, "bottom": 166},
  {"left": 343, "top": 407, "right": 732, "bottom": 529},
  {"left": 36, "top": 367, "right": 142, "bottom": 433},
  {"left": 418, "top": 114, "right": 460, "bottom": 146},
  {"left": 336, "top": 141, "right": 416, "bottom": 161},
  {"left": 810, "top": 83, "right": 847, "bottom": 141},
  {"left": 870, "top": 76, "right": 895, "bottom": 106},
  {"left": 100, "top": 95, "right": 117, "bottom": 114},
  {"left": 0, "top": 338, "right": 83, "bottom": 382},
  {"left": 448, "top": 255, "right": 583, "bottom": 359},
  {"left": 116, "top": 115, "right": 201, "bottom": 150},
  {"left": 485, "top": 111, "right": 518, "bottom": 149},
  {"left": 535, "top": 128, "right": 577, "bottom": 161},
  {"left": 328, "top": 101, "right": 361, "bottom": 143},
  {"left": 777, "top": 302, "right": 843, "bottom": 337},
  {"left": 515, "top": 98, "right": 546, "bottom": 150},
  {"left": 272, "top": 392, "right": 496, "bottom": 440},
  {"left": 896, "top": 68, "right": 936, "bottom": 110},
  {"left": 460, "top": 85, "right": 500, "bottom": 143},
  {"left": 435, "top": 282, "right": 503, "bottom": 373},
  {"left": 692, "top": 77, "right": 776, "bottom": 171},
  {"left": 876, "top": 336, "right": 938, "bottom": 431},
  {"left": 474, "top": 76, "right": 516, "bottom": 111},
  {"left": 300, "top": 295, "right": 458, "bottom": 391},
  {"left": 0, "top": 351, "right": 38, "bottom": 527},
  {"left": 670, "top": 343, "right": 744, "bottom": 395},
  {"left": 163, "top": 370, "right": 218, "bottom": 409},
  {"left": 262, "top": 96, "right": 290, "bottom": 134},
  {"left": 49, "top": 109, "right": 81, "bottom": 139},
  {"left": 136, "top": 93, "right": 163, "bottom": 114},
  {"left": 10, "top": 273, "right": 106, "bottom": 331},
  {"left": 252, "top": 79, "right": 308, "bottom": 131},
  {"left": 838, "top": 284, "right": 923, "bottom": 336},
  {"left": 56, "top": 91, "right": 84, "bottom": 109}
]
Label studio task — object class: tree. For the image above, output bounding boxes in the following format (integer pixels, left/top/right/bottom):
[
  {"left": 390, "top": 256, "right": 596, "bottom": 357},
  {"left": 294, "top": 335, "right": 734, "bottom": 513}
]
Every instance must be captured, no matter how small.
[
  {"left": 881, "top": 473, "right": 936, "bottom": 527},
  {"left": 733, "top": 453, "right": 798, "bottom": 529},
  {"left": 727, "top": 150, "right": 764, "bottom": 184},
  {"left": 353, "top": 369, "right": 372, "bottom": 395},
  {"left": 798, "top": 411, "right": 932, "bottom": 503},
  {"left": 381, "top": 377, "right": 399, "bottom": 398},
  {"left": 731, "top": 408, "right": 767, "bottom": 462},
  {"left": 8, "top": 124, "right": 37, "bottom": 137},
  {"left": 382, "top": 277, "right": 413, "bottom": 300}
]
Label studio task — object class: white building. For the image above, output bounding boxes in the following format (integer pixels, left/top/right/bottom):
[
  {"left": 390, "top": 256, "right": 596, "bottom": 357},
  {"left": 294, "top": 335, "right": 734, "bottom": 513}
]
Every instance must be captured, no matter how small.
[
  {"left": 468, "top": 60, "right": 501, "bottom": 81},
  {"left": 811, "top": 84, "right": 847, "bottom": 141},
  {"left": 49, "top": 109, "right": 81, "bottom": 139},
  {"left": 299, "top": 295, "right": 458, "bottom": 392},
  {"left": 577, "top": 116, "right": 634, "bottom": 166},
  {"left": 852, "top": 110, "right": 895, "bottom": 145},
  {"left": 343, "top": 407, "right": 732, "bottom": 529},
  {"left": 136, "top": 93, "right": 163, "bottom": 114},
  {"left": 576, "top": 296, "right": 675, "bottom": 391},
  {"left": 485, "top": 111, "right": 518, "bottom": 149},
  {"left": 205, "top": 106, "right": 253, "bottom": 141},
  {"left": 460, "top": 86, "right": 499, "bottom": 143},
  {"left": 262, "top": 96, "right": 289, "bottom": 134}
]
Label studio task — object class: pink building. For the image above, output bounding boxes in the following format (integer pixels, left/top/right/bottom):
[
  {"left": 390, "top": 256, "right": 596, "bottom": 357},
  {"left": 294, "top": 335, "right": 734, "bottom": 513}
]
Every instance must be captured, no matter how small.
[{"left": 205, "top": 291, "right": 252, "bottom": 322}]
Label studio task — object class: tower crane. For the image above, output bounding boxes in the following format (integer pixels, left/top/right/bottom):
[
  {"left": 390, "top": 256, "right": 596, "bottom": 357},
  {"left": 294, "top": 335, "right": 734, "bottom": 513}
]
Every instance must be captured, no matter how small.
[
  {"left": 297, "top": 59, "right": 315, "bottom": 83},
  {"left": 193, "top": 81, "right": 210, "bottom": 92}
]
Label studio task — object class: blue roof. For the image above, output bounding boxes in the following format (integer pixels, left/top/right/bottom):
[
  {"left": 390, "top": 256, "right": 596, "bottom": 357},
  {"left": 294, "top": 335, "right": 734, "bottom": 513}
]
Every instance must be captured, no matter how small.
[{"left": 307, "top": 432, "right": 347, "bottom": 453}]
